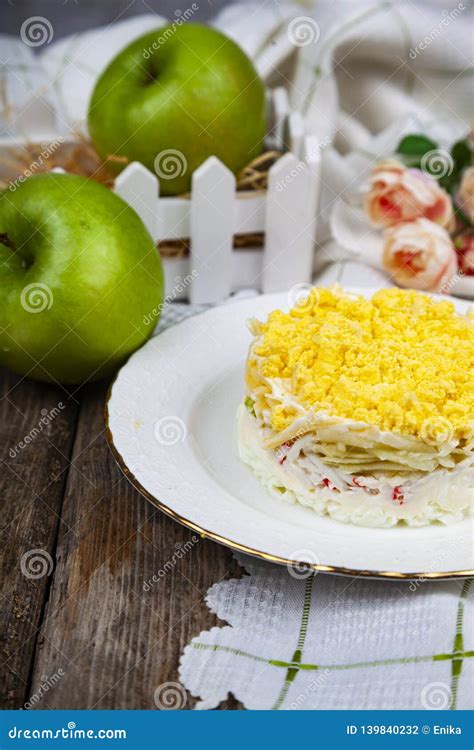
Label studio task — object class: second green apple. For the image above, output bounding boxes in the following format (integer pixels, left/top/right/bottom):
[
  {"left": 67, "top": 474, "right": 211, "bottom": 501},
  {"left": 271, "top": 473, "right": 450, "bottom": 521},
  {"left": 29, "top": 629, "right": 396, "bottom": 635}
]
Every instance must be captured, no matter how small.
[{"left": 88, "top": 23, "right": 267, "bottom": 195}]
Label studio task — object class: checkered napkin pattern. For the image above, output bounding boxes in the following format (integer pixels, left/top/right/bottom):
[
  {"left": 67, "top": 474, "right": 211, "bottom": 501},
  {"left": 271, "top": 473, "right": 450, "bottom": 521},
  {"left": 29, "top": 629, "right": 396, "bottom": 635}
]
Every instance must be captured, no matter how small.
[
  {"left": 156, "top": 297, "right": 472, "bottom": 712},
  {"left": 179, "top": 554, "right": 472, "bottom": 711},
  {"left": 155, "top": 302, "right": 209, "bottom": 334}
]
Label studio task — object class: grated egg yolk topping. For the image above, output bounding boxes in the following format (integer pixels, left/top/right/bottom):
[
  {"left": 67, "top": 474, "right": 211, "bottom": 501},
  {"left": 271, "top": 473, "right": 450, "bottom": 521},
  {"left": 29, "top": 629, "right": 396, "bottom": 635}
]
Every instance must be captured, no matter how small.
[{"left": 246, "top": 287, "right": 474, "bottom": 438}]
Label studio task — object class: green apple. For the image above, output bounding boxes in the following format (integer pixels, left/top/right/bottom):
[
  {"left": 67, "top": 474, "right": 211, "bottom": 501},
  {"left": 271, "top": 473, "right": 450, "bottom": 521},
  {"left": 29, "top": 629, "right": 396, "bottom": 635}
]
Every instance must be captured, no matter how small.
[
  {"left": 0, "top": 173, "right": 164, "bottom": 384},
  {"left": 88, "top": 23, "right": 266, "bottom": 195}
]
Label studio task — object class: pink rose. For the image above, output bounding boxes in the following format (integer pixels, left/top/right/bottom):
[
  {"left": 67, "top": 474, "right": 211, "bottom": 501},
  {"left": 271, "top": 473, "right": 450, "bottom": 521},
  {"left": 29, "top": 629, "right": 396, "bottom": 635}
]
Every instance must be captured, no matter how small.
[
  {"left": 454, "top": 232, "right": 474, "bottom": 276},
  {"left": 364, "top": 159, "right": 454, "bottom": 229},
  {"left": 455, "top": 166, "right": 474, "bottom": 223},
  {"left": 383, "top": 218, "right": 458, "bottom": 291}
]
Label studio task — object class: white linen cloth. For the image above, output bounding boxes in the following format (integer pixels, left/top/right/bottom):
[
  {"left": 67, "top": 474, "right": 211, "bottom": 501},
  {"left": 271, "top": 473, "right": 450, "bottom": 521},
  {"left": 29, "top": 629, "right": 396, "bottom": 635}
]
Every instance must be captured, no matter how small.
[
  {"left": 2, "top": 1, "right": 473, "bottom": 710},
  {"left": 2, "top": 1, "right": 471, "bottom": 140}
]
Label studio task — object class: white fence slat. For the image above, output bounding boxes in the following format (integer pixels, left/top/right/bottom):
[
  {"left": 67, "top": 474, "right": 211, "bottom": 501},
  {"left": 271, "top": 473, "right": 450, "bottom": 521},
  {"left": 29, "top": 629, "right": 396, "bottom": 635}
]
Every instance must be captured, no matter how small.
[
  {"left": 231, "top": 249, "right": 262, "bottom": 290},
  {"left": 302, "top": 133, "right": 322, "bottom": 279},
  {"left": 162, "top": 249, "right": 264, "bottom": 299},
  {"left": 114, "top": 162, "right": 159, "bottom": 238},
  {"left": 288, "top": 111, "right": 305, "bottom": 160},
  {"left": 256, "top": 37, "right": 296, "bottom": 83},
  {"left": 304, "top": 134, "right": 322, "bottom": 165},
  {"left": 156, "top": 197, "right": 190, "bottom": 240},
  {"left": 162, "top": 258, "right": 191, "bottom": 299},
  {"left": 155, "top": 193, "right": 266, "bottom": 241},
  {"left": 264, "top": 88, "right": 275, "bottom": 150},
  {"left": 262, "top": 152, "right": 315, "bottom": 294},
  {"left": 268, "top": 87, "right": 290, "bottom": 151},
  {"left": 189, "top": 157, "right": 235, "bottom": 304},
  {"left": 234, "top": 194, "right": 266, "bottom": 234},
  {"left": 19, "top": 99, "right": 321, "bottom": 305}
]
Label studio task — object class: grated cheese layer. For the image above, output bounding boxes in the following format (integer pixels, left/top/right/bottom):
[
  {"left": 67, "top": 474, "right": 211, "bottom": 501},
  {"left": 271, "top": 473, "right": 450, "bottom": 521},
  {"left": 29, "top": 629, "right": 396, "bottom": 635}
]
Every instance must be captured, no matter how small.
[{"left": 246, "top": 287, "right": 474, "bottom": 440}]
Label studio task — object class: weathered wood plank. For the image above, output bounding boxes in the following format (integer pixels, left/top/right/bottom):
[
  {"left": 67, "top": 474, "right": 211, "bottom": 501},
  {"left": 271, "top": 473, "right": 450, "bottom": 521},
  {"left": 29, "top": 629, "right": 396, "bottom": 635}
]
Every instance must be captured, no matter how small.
[
  {"left": 0, "top": 366, "right": 80, "bottom": 708},
  {"left": 29, "top": 380, "right": 242, "bottom": 709}
]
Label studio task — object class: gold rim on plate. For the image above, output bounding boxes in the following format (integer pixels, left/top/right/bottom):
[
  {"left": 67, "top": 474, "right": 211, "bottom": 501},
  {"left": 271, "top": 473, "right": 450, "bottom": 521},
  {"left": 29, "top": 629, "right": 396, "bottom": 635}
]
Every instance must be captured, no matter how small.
[{"left": 104, "top": 381, "right": 474, "bottom": 582}]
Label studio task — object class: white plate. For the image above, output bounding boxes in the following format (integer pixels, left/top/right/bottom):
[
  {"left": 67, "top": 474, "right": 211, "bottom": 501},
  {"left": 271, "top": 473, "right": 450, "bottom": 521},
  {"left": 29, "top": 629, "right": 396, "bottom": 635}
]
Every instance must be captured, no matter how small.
[{"left": 106, "top": 287, "right": 474, "bottom": 580}]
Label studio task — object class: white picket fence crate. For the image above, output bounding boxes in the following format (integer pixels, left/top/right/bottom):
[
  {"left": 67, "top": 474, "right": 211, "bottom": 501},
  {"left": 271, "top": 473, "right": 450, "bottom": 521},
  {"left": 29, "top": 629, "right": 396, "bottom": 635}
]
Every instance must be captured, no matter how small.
[{"left": 113, "top": 88, "right": 321, "bottom": 304}]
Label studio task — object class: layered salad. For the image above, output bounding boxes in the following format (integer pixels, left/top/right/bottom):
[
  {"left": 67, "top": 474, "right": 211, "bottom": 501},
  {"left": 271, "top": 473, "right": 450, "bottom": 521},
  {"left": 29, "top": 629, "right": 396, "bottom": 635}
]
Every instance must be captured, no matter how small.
[{"left": 238, "top": 286, "right": 474, "bottom": 527}]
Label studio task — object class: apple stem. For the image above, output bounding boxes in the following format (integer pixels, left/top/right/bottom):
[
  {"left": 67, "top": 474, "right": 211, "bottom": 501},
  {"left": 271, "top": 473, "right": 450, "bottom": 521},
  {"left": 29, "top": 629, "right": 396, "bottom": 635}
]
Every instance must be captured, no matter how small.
[{"left": 0, "top": 233, "right": 16, "bottom": 252}]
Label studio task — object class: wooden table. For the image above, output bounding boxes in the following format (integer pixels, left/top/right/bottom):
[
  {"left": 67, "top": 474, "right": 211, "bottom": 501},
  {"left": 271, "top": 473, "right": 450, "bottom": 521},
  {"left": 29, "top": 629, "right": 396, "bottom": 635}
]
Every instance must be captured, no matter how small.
[{"left": 0, "top": 365, "right": 242, "bottom": 709}]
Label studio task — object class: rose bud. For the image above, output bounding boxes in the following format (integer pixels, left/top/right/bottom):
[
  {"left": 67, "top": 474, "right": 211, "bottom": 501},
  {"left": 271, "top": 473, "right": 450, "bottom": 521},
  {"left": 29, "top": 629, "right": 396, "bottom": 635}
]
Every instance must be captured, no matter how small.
[
  {"left": 454, "top": 232, "right": 474, "bottom": 276},
  {"left": 365, "top": 159, "right": 454, "bottom": 229},
  {"left": 455, "top": 166, "right": 474, "bottom": 223},
  {"left": 383, "top": 218, "right": 458, "bottom": 291}
]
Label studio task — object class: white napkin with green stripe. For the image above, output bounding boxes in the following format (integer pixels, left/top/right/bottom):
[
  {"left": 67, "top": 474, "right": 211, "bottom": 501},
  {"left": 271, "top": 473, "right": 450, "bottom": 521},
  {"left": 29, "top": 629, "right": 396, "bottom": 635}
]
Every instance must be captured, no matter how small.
[{"left": 179, "top": 554, "right": 472, "bottom": 710}]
